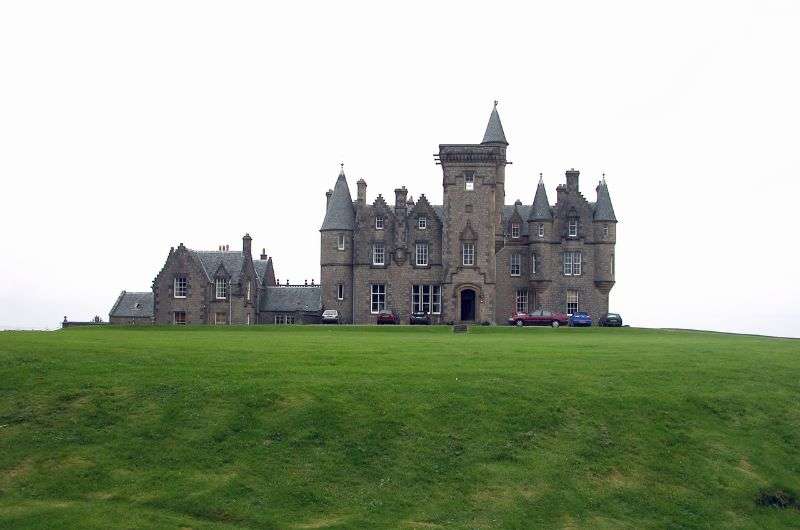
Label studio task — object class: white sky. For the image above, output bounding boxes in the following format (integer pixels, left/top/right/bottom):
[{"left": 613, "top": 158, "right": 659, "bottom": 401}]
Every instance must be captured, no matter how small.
[{"left": 1, "top": 1, "right": 799, "bottom": 336}]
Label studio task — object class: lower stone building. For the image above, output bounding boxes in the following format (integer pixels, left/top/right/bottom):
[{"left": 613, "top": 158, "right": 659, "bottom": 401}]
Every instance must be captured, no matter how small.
[{"left": 109, "top": 291, "right": 154, "bottom": 324}]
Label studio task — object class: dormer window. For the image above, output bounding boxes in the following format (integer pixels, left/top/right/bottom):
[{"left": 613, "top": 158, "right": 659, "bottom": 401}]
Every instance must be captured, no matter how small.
[
  {"left": 375, "top": 216, "right": 385, "bottom": 230},
  {"left": 337, "top": 234, "right": 345, "bottom": 250},
  {"left": 465, "top": 172, "right": 474, "bottom": 191},
  {"left": 568, "top": 218, "right": 578, "bottom": 237},
  {"left": 511, "top": 223, "right": 520, "bottom": 238},
  {"left": 215, "top": 278, "right": 227, "bottom": 299},
  {"left": 418, "top": 217, "right": 427, "bottom": 229}
]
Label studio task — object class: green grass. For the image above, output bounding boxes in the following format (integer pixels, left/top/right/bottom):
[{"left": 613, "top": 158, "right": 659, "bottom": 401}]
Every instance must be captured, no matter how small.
[{"left": 1, "top": 325, "right": 799, "bottom": 529}]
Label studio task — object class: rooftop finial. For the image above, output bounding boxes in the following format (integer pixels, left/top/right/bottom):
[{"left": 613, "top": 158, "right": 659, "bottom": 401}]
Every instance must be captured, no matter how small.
[
  {"left": 538, "top": 172, "right": 543, "bottom": 184},
  {"left": 494, "top": 99, "right": 498, "bottom": 108},
  {"left": 602, "top": 172, "right": 607, "bottom": 185},
  {"left": 339, "top": 162, "right": 345, "bottom": 176}
]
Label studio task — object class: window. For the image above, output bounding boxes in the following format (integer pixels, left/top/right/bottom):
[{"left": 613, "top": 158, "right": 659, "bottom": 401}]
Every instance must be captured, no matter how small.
[
  {"left": 515, "top": 289, "right": 528, "bottom": 314},
  {"left": 246, "top": 313, "right": 251, "bottom": 325},
  {"left": 568, "top": 218, "right": 578, "bottom": 237},
  {"left": 510, "top": 254, "right": 521, "bottom": 276},
  {"left": 462, "top": 242, "right": 475, "bottom": 266},
  {"left": 246, "top": 281, "right": 251, "bottom": 301},
  {"left": 538, "top": 224, "right": 545, "bottom": 238},
  {"left": 215, "top": 278, "right": 227, "bottom": 299},
  {"left": 566, "top": 290, "right": 579, "bottom": 315},
  {"left": 418, "top": 217, "right": 427, "bottom": 229},
  {"left": 412, "top": 285, "right": 442, "bottom": 314},
  {"left": 174, "top": 276, "right": 187, "bottom": 298},
  {"left": 563, "top": 251, "right": 582, "bottom": 276},
  {"left": 372, "top": 242, "right": 385, "bottom": 266},
  {"left": 214, "top": 312, "right": 227, "bottom": 325},
  {"left": 465, "top": 172, "right": 474, "bottom": 191},
  {"left": 415, "top": 243, "right": 428, "bottom": 266},
  {"left": 337, "top": 284, "right": 344, "bottom": 300},
  {"left": 511, "top": 223, "right": 520, "bottom": 238},
  {"left": 173, "top": 311, "right": 186, "bottom": 325},
  {"left": 611, "top": 253, "right": 615, "bottom": 276},
  {"left": 376, "top": 216, "right": 384, "bottom": 230},
  {"left": 370, "top": 284, "right": 386, "bottom": 313},
  {"left": 531, "top": 253, "right": 537, "bottom": 274},
  {"left": 275, "top": 314, "right": 295, "bottom": 324},
  {"left": 603, "top": 225, "right": 609, "bottom": 239},
  {"left": 337, "top": 234, "right": 345, "bottom": 250}
]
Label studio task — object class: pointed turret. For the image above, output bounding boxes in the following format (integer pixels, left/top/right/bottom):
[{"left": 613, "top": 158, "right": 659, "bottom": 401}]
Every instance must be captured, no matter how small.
[
  {"left": 481, "top": 101, "right": 508, "bottom": 145},
  {"left": 594, "top": 178, "right": 617, "bottom": 222},
  {"left": 529, "top": 174, "right": 553, "bottom": 220},
  {"left": 320, "top": 165, "right": 355, "bottom": 231}
]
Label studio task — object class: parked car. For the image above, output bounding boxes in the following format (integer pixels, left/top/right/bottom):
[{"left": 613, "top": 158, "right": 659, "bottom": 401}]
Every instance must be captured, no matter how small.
[
  {"left": 321, "top": 309, "right": 339, "bottom": 324},
  {"left": 376, "top": 310, "right": 399, "bottom": 325},
  {"left": 568, "top": 311, "right": 593, "bottom": 327},
  {"left": 409, "top": 311, "right": 431, "bottom": 325},
  {"left": 508, "top": 310, "right": 569, "bottom": 328},
  {"left": 599, "top": 312, "right": 623, "bottom": 327}
]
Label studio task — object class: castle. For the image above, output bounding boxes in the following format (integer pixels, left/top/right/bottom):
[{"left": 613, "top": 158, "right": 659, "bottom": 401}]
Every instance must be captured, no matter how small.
[
  {"left": 319, "top": 103, "right": 617, "bottom": 324},
  {"left": 109, "top": 104, "right": 617, "bottom": 325}
]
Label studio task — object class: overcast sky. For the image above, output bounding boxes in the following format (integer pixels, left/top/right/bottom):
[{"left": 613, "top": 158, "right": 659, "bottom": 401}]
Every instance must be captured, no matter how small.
[{"left": 1, "top": 1, "right": 799, "bottom": 337}]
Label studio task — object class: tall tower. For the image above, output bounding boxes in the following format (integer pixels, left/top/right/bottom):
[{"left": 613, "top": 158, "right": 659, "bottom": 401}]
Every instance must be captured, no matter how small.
[
  {"left": 320, "top": 165, "right": 355, "bottom": 323},
  {"left": 435, "top": 102, "right": 509, "bottom": 322}
]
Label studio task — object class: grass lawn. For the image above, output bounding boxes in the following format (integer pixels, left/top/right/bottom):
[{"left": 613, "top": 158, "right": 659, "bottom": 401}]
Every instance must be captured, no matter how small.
[{"left": 1, "top": 325, "right": 799, "bottom": 529}]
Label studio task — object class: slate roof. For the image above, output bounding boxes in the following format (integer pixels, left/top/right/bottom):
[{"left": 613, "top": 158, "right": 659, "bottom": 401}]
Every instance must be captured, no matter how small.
[
  {"left": 502, "top": 205, "right": 532, "bottom": 235},
  {"left": 254, "top": 260, "right": 269, "bottom": 283},
  {"left": 109, "top": 291, "right": 154, "bottom": 318},
  {"left": 192, "top": 250, "right": 247, "bottom": 283},
  {"left": 321, "top": 168, "right": 355, "bottom": 231},
  {"left": 529, "top": 178, "right": 553, "bottom": 220},
  {"left": 481, "top": 102, "right": 508, "bottom": 145},
  {"left": 260, "top": 286, "right": 322, "bottom": 312},
  {"left": 593, "top": 180, "right": 617, "bottom": 221}
]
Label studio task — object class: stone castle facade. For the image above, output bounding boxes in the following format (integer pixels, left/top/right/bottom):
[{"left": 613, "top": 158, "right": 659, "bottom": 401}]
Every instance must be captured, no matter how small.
[{"left": 320, "top": 104, "right": 617, "bottom": 324}]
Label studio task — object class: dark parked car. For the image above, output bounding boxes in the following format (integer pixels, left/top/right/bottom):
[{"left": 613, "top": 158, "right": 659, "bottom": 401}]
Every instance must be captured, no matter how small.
[
  {"left": 321, "top": 309, "right": 339, "bottom": 324},
  {"left": 599, "top": 312, "right": 623, "bottom": 327},
  {"left": 508, "top": 310, "right": 569, "bottom": 328},
  {"left": 568, "top": 311, "right": 592, "bottom": 327},
  {"left": 376, "top": 310, "right": 399, "bottom": 325},
  {"left": 409, "top": 311, "right": 431, "bottom": 325}
]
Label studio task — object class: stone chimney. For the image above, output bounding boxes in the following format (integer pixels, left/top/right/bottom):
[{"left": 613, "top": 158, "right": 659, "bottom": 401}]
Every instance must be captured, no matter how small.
[
  {"left": 260, "top": 248, "right": 268, "bottom": 260},
  {"left": 357, "top": 179, "right": 367, "bottom": 203},
  {"left": 242, "top": 233, "right": 252, "bottom": 258},
  {"left": 566, "top": 168, "right": 580, "bottom": 192},
  {"left": 325, "top": 189, "right": 333, "bottom": 208},
  {"left": 394, "top": 186, "right": 408, "bottom": 215}
]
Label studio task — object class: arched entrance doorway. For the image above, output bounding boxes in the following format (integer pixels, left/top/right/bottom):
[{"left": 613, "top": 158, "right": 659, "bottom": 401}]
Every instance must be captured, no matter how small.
[{"left": 460, "top": 289, "right": 476, "bottom": 321}]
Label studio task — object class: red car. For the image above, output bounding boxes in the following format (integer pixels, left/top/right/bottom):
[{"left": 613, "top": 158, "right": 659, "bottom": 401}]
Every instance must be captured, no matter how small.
[
  {"left": 508, "top": 310, "right": 569, "bottom": 328},
  {"left": 376, "top": 310, "right": 399, "bottom": 325}
]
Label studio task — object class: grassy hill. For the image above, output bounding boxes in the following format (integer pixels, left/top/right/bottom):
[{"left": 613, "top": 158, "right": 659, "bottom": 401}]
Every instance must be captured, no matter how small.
[{"left": 1, "top": 325, "right": 799, "bottom": 529}]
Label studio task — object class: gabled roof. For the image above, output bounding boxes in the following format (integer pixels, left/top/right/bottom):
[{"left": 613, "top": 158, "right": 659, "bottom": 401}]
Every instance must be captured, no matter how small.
[
  {"left": 192, "top": 250, "right": 249, "bottom": 284},
  {"left": 481, "top": 101, "right": 508, "bottom": 145},
  {"left": 529, "top": 176, "right": 553, "bottom": 221},
  {"left": 321, "top": 167, "right": 355, "bottom": 231},
  {"left": 109, "top": 291, "right": 154, "bottom": 318},
  {"left": 594, "top": 179, "right": 617, "bottom": 221},
  {"left": 502, "top": 205, "right": 531, "bottom": 236},
  {"left": 260, "top": 286, "right": 322, "bottom": 312}
]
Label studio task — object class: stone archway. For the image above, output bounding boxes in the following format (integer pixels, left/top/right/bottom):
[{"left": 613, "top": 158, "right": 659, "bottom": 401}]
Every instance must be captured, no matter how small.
[{"left": 460, "top": 288, "right": 476, "bottom": 321}]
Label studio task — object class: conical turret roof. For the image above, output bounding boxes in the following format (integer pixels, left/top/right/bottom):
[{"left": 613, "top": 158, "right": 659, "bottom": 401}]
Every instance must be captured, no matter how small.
[
  {"left": 528, "top": 174, "right": 553, "bottom": 220},
  {"left": 320, "top": 166, "right": 355, "bottom": 230},
  {"left": 481, "top": 101, "right": 508, "bottom": 145},
  {"left": 594, "top": 179, "right": 617, "bottom": 222}
]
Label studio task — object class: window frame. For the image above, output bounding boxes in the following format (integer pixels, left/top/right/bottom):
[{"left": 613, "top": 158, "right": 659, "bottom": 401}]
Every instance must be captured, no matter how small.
[
  {"left": 173, "top": 311, "right": 186, "bottom": 325},
  {"left": 375, "top": 216, "right": 385, "bottom": 230},
  {"left": 337, "top": 283, "right": 344, "bottom": 300},
  {"left": 462, "top": 242, "right": 475, "bottom": 266},
  {"left": 510, "top": 253, "right": 521, "bottom": 276},
  {"left": 515, "top": 289, "right": 528, "bottom": 314},
  {"left": 511, "top": 223, "right": 520, "bottom": 239},
  {"left": 246, "top": 281, "right": 251, "bottom": 301},
  {"left": 418, "top": 217, "right": 427, "bottom": 229},
  {"left": 568, "top": 218, "right": 578, "bottom": 238},
  {"left": 415, "top": 242, "right": 429, "bottom": 267},
  {"left": 566, "top": 290, "right": 579, "bottom": 315},
  {"left": 372, "top": 242, "right": 385, "bottom": 266},
  {"left": 337, "top": 234, "right": 345, "bottom": 250},
  {"left": 465, "top": 172, "right": 475, "bottom": 191},
  {"left": 563, "top": 251, "right": 582, "bottom": 276},
  {"left": 412, "top": 284, "right": 441, "bottom": 314},
  {"left": 173, "top": 276, "right": 187, "bottom": 298},
  {"left": 370, "top": 284, "right": 386, "bottom": 314},
  {"left": 531, "top": 252, "right": 536, "bottom": 274},
  {"left": 538, "top": 224, "right": 545, "bottom": 238},
  {"left": 215, "top": 278, "right": 228, "bottom": 299}
]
